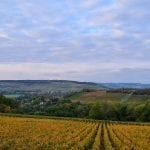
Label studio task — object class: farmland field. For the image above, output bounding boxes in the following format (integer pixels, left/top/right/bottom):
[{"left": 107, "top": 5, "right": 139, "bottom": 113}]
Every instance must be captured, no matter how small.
[
  {"left": 4, "top": 94, "right": 22, "bottom": 98},
  {"left": 0, "top": 115, "right": 149, "bottom": 150},
  {"left": 69, "top": 90, "right": 150, "bottom": 104}
]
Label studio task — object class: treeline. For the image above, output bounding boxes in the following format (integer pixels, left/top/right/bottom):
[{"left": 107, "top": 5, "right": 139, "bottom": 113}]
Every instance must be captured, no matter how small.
[
  {"left": 89, "top": 101, "right": 150, "bottom": 122},
  {"left": 0, "top": 95, "right": 149, "bottom": 122},
  {"left": 0, "top": 95, "right": 19, "bottom": 113},
  {"left": 45, "top": 101, "right": 150, "bottom": 122}
]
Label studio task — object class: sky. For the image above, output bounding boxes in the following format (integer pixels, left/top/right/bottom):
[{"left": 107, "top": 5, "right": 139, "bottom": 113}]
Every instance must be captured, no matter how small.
[{"left": 0, "top": 0, "right": 150, "bottom": 83}]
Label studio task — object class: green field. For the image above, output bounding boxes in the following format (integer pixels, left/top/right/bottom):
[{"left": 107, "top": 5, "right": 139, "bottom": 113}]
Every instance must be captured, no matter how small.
[{"left": 4, "top": 94, "right": 21, "bottom": 98}]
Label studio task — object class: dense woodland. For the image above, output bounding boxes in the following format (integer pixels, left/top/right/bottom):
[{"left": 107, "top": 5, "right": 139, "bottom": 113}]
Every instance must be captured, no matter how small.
[{"left": 0, "top": 88, "right": 150, "bottom": 122}]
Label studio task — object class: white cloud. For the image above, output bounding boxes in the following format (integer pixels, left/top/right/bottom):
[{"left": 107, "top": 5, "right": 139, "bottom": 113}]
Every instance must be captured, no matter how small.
[
  {"left": 112, "top": 29, "right": 125, "bottom": 38},
  {"left": 0, "top": 62, "right": 149, "bottom": 81},
  {"left": 0, "top": 31, "right": 11, "bottom": 40},
  {"left": 0, "top": 0, "right": 150, "bottom": 82}
]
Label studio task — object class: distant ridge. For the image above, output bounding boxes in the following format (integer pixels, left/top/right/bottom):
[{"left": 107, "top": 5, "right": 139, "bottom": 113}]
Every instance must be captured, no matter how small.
[
  {"left": 0, "top": 80, "right": 149, "bottom": 95},
  {"left": 0, "top": 80, "right": 99, "bottom": 85},
  {"left": 0, "top": 80, "right": 104, "bottom": 94},
  {"left": 102, "top": 83, "right": 150, "bottom": 89}
]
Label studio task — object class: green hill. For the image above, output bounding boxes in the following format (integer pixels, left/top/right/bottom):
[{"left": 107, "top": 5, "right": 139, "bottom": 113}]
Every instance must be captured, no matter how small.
[{"left": 0, "top": 80, "right": 104, "bottom": 95}]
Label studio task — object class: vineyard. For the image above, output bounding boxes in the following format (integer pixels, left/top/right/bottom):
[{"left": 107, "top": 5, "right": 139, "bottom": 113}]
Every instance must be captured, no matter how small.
[{"left": 0, "top": 116, "right": 150, "bottom": 150}]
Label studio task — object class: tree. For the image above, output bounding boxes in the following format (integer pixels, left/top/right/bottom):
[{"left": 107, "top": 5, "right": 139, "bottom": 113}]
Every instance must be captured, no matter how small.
[
  {"left": 0, "top": 104, "right": 11, "bottom": 113},
  {"left": 89, "top": 103, "right": 104, "bottom": 119}
]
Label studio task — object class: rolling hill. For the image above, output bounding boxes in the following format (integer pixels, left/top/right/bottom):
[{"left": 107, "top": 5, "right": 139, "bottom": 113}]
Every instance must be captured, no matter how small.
[
  {"left": 0, "top": 80, "right": 150, "bottom": 95},
  {"left": 0, "top": 80, "right": 104, "bottom": 94}
]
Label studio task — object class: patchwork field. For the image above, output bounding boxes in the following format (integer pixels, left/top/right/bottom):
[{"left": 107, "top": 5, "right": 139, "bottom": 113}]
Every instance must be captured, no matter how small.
[
  {"left": 69, "top": 91, "right": 150, "bottom": 103},
  {"left": 0, "top": 116, "right": 149, "bottom": 150}
]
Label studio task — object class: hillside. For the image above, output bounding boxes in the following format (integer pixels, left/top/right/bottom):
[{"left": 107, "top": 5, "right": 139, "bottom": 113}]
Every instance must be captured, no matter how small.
[
  {"left": 0, "top": 80, "right": 150, "bottom": 96},
  {"left": 102, "top": 83, "right": 150, "bottom": 89},
  {"left": 67, "top": 90, "right": 150, "bottom": 104},
  {"left": 0, "top": 80, "right": 104, "bottom": 95}
]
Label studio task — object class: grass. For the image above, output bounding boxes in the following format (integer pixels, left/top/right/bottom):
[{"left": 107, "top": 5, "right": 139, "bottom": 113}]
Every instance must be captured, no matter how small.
[{"left": 4, "top": 94, "right": 21, "bottom": 98}]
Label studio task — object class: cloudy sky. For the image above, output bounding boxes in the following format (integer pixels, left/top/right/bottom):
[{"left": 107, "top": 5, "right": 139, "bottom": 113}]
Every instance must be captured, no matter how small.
[{"left": 0, "top": 0, "right": 150, "bottom": 83}]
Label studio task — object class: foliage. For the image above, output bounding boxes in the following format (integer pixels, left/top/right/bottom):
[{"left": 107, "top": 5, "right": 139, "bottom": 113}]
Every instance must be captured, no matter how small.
[
  {"left": 0, "top": 95, "right": 19, "bottom": 113},
  {"left": 0, "top": 91, "right": 150, "bottom": 122}
]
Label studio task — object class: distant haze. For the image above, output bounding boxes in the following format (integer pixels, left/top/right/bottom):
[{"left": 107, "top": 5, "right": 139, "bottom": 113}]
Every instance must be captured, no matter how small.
[{"left": 0, "top": 0, "right": 150, "bottom": 83}]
